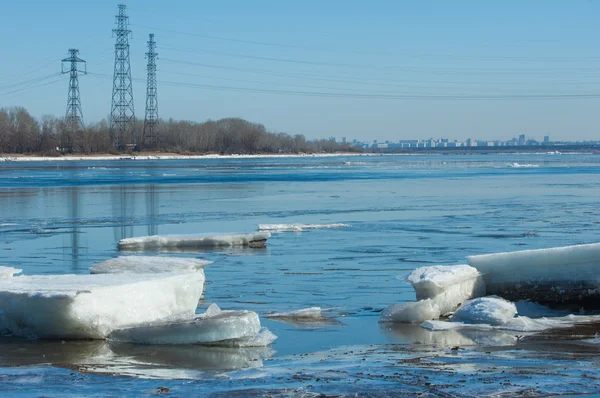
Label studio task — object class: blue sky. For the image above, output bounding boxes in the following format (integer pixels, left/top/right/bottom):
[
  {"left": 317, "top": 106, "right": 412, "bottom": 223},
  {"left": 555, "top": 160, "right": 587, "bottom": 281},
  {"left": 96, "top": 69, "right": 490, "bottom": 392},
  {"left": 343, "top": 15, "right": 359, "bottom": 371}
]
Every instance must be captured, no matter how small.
[{"left": 1, "top": 1, "right": 599, "bottom": 142}]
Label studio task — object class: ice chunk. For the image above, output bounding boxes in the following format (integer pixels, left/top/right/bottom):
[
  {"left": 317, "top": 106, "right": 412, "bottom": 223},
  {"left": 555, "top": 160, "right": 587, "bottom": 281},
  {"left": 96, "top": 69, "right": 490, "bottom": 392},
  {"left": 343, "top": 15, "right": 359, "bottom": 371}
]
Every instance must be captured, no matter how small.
[
  {"left": 110, "top": 304, "right": 261, "bottom": 345},
  {"left": 406, "top": 265, "right": 486, "bottom": 316},
  {"left": 379, "top": 300, "right": 441, "bottom": 323},
  {"left": 214, "top": 327, "right": 278, "bottom": 347},
  {"left": 0, "top": 267, "right": 22, "bottom": 279},
  {"left": 467, "top": 243, "right": 600, "bottom": 306},
  {"left": 0, "top": 271, "right": 205, "bottom": 339},
  {"left": 90, "top": 256, "right": 211, "bottom": 274},
  {"left": 265, "top": 307, "right": 326, "bottom": 320},
  {"left": 258, "top": 223, "right": 349, "bottom": 232},
  {"left": 451, "top": 297, "right": 517, "bottom": 326},
  {"left": 507, "top": 162, "right": 539, "bottom": 168},
  {"left": 118, "top": 232, "right": 271, "bottom": 251}
]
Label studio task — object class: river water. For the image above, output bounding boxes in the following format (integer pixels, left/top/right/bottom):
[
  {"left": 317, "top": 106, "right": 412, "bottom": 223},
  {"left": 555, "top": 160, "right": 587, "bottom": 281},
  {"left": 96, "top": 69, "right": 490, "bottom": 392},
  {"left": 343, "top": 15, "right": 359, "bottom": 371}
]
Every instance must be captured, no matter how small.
[{"left": 0, "top": 154, "right": 599, "bottom": 396}]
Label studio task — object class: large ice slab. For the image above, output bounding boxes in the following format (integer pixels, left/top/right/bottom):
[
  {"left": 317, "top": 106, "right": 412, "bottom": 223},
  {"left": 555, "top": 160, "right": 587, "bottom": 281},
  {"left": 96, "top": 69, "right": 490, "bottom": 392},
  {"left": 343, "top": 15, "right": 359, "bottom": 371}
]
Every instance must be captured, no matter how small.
[
  {"left": 0, "top": 267, "right": 22, "bottom": 279},
  {"left": 467, "top": 243, "right": 600, "bottom": 306},
  {"left": 110, "top": 304, "right": 266, "bottom": 345},
  {"left": 406, "top": 265, "right": 486, "bottom": 316},
  {"left": 0, "top": 271, "right": 205, "bottom": 339},
  {"left": 90, "top": 256, "right": 211, "bottom": 274},
  {"left": 258, "top": 223, "right": 349, "bottom": 232},
  {"left": 118, "top": 232, "right": 271, "bottom": 251}
]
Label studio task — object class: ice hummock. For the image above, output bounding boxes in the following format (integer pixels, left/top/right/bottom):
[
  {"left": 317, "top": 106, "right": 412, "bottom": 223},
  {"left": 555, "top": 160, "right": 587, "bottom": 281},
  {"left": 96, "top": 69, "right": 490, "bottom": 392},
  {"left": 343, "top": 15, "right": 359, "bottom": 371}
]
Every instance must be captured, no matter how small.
[
  {"left": 451, "top": 297, "right": 517, "bottom": 326},
  {"left": 118, "top": 232, "right": 271, "bottom": 251},
  {"left": 467, "top": 242, "right": 600, "bottom": 306},
  {"left": 258, "top": 223, "right": 349, "bottom": 232},
  {"left": 0, "top": 266, "right": 22, "bottom": 279},
  {"left": 380, "top": 265, "right": 485, "bottom": 324},
  {"left": 0, "top": 271, "right": 205, "bottom": 339},
  {"left": 406, "top": 265, "right": 486, "bottom": 316},
  {"left": 90, "top": 256, "right": 211, "bottom": 274},
  {"left": 110, "top": 304, "right": 276, "bottom": 346}
]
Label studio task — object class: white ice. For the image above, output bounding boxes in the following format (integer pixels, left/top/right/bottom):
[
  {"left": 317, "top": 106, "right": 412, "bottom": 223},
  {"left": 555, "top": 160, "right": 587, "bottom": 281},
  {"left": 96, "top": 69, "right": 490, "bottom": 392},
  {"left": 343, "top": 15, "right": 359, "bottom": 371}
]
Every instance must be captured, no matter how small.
[
  {"left": 118, "top": 232, "right": 271, "bottom": 251},
  {"left": 258, "top": 223, "right": 349, "bottom": 232},
  {"left": 379, "top": 299, "right": 441, "bottom": 323},
  {"left": 451, "top": 297, "right": 517, "bottom": 326},
  {"left": 90, "top": 256, "right": 211, "bottom": 274},
  {"left": 0, "top": 266, "right": 22, "bottom": 278},
  {"left": 109, "top": 304, "right": 274, "bottom": 346},
  {"left": 507, "top": 162, "right": 539, "bottom": 168},
  {"left": 406, "top": 265, "right": 485, "bottom": 316},
  {"left": 467, "top": 242, "right": 600, "bottom": 303},
  {"left": 468, "top": 242, "right": 600, "bottom": 283},
  {"left": 265, "top": 307, "right": 326, "bottom": 320},
  {"left": 0, "top": 271, "right": 205, "bottom": 339}
]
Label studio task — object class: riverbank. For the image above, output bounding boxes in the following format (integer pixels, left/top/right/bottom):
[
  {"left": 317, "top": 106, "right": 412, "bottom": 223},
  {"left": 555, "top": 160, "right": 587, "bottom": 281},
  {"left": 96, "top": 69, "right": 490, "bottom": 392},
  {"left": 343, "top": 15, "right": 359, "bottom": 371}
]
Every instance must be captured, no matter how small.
[{"left": 0, "top": 152, "right": 364, "bottom": 162}]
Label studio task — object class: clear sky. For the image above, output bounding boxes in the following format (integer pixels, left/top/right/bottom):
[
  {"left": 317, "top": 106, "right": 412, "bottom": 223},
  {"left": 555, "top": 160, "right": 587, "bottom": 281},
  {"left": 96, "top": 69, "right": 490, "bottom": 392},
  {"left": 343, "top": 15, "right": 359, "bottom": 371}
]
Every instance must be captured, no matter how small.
[{"left": 1, "top": 1, "right": 599, "bottom": 142}]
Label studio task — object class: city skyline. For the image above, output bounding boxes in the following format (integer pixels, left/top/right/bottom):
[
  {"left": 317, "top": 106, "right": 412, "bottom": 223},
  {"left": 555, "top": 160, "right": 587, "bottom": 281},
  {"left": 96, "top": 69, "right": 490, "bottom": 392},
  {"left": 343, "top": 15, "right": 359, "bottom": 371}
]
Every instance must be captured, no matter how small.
[{"left": 1, "top": 1, "right": 600, "bottom": 142}]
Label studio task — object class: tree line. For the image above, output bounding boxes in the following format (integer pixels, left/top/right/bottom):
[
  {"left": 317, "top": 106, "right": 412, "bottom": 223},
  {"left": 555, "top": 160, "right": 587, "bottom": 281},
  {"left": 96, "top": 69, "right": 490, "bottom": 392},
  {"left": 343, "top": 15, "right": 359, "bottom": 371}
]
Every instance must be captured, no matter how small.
[{"left": 0, "top": 107, "right": 357, "bottom": 155}]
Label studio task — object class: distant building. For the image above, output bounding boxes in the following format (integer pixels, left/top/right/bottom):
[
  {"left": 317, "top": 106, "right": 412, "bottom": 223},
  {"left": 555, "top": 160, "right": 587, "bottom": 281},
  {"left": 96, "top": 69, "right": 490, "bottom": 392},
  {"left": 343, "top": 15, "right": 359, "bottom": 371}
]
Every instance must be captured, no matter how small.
[
  {"left": 518, "top": 134, "right": 526, "bottom": 146},
  {"left": 544, "top": 135, "right": 550, "bottom": 143},
  {"left": 341, "top": 136, "right": 347, "bottom": 144}
]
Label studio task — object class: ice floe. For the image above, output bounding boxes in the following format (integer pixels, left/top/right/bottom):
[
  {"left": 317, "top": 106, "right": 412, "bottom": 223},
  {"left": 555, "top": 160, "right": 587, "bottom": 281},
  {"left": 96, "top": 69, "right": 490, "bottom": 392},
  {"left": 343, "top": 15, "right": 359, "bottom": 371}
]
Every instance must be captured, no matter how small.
[
  {"left": 265, "top": 307, "right": 326, "bottom": 320},
  {"left": 118, "top": 232, "right": 271, "bottom": 251},
  {"left": 0, "top": 272, "right": 205, "bottom": 339},
  {"left": 0, "top": 267, "right": 22, "bottom": 279},
  {"left": 90, "top": 256, "right": 211, "bottom": 274},
  {"left": 507, "top": 162, "right": 539, "bottom": 168},
  {"left": 110, "top": 304, "right": 276, "bottom": 346},
  {"left": 467, "top": 242, "right": 600, "bottom": 306},
  {"left": 406, "top": 265, "right": 485, "bottom": 316},
  {"left": 258, "top": 223, "right": 349, "bottom": 232}
]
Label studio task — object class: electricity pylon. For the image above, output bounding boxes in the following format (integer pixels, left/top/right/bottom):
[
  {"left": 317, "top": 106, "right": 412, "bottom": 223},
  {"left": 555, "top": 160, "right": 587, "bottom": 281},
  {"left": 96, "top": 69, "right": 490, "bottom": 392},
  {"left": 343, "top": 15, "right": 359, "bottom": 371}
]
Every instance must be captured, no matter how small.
[{"left": 143, "top": 33, "right": 159, "bottom": 147}]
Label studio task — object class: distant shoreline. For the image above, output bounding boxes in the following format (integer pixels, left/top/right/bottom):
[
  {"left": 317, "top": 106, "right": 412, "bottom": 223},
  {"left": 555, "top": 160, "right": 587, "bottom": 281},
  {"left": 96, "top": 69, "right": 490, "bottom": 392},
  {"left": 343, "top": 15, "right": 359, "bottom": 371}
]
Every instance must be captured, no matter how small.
[{"left": 0, "top": 152, "right": 365, "bottom": 162}]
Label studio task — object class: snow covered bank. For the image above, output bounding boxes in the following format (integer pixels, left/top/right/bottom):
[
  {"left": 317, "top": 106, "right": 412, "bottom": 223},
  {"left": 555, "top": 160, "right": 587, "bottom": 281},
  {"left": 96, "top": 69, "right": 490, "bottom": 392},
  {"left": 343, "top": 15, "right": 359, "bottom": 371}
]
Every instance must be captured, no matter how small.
[
  {"left": 258, "top": 224, "right": 350, "bottom": 232},
  {"left": 380, "top": 265, "right": 485, "bottom": 323},
  {"left": 90, "top": 256, "right": 211, "bottom": 274},
  {"left": 0, "top": 272, "right": 205, "bottom": 339},
  {"left": 118, "top": 232, "right": 271, "bottom": 251},
  {"left": 467, "top": 242, "right": 600, "bottom": 306},
  {"left": 110, "top": 304, "right": 276, "bottom": 346}
]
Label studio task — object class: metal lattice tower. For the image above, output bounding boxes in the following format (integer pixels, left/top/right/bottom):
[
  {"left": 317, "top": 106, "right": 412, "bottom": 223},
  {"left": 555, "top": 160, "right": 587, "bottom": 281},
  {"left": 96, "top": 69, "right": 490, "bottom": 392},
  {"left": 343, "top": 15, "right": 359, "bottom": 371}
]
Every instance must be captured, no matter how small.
[
  {"left": 61, "top": 49, "right": 86, "bottom": 133},
  {"left": 143, "top": 33, "right": 159, "bottom": 146},
  {"left": 110, "top": 4, "right": 135, "bottom": 150}
]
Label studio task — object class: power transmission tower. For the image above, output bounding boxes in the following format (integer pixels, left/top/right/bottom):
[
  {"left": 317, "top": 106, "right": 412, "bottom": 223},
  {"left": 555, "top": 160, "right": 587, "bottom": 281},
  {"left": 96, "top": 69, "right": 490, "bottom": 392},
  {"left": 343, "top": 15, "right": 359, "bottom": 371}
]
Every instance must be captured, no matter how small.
[
  {"left": 143, "top": 33, "right": 159, "bottom": 147},
  {"left": 61, "top": 49, "right": 86, "bottom": 150},
  {"left": 110, "top": 4, "right": 135, "bottom": 150}
]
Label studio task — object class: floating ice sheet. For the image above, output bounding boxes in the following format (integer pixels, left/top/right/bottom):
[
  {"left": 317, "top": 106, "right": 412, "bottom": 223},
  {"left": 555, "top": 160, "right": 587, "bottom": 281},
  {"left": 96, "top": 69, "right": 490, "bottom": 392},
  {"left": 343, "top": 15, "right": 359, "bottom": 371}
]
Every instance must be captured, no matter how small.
[
  {"left": 0, "top": 272, "right": 205, "bottom": 339},
  {"left": 110, "top": 304, "right": 270, "bottom": 346},
  {"left": 90, "top": 256, "right": 211, "bottom": 274},
  {"left": 467, "top": 242, "right": 600, "bottom": 306},
  {"left": 265, "top": 307, "right": 326, "bottom": 320},
  {"left": 118, "top": 232, "right": 271, "bottom": 251},
  {"left": 258, "top": 223, "right": 349, "bottom": 232},
  {"left": 0, "top": 267, "right": 21, "bottom": 279}
]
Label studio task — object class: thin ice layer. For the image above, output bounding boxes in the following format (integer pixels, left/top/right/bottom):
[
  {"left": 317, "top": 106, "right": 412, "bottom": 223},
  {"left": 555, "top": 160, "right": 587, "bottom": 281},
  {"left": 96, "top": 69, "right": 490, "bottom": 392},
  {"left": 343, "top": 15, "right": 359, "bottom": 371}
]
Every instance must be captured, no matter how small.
[
  {"left": 90, "top": 256, "right": 211, "bottom": 274},
  {"left": 258, "top": 224, "right": 349, "bottom": 232},
  {"left": 118, "top": 232, "right": 271, "bottom": 251},
  {"left": 109, "top": 304, "right": 261, "bottom": 345},
  {"left": 379, "top": 300, "right": 441, "bottom": 323},
  {"left": 451, "top": 297, "right": 517, "bottom": 326},
  {"left": 265, "top": 307, "right": 325, "bottom": 320},
  {"left": 406, "top": 265, "right": 485, "bottom": 316},
  {"left": 0, "top": 266, "right": 22, "bottom": 279},
  {"left": 467, "top": 242, "right": 600, "bottom": 305},
  {"left": 0, "top": 271, "right": 205, "bottom": 339}
]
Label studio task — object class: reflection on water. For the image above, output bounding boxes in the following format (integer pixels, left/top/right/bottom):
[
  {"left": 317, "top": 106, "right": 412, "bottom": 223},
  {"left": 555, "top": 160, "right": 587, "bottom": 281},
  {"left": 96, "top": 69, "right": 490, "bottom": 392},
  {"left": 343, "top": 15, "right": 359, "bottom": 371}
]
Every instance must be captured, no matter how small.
[
  {"left": 146, "top": 184, "right": 158, "bottom": 236},
  {"left": 112, "top": 186, "right": 134, "bottom": 242},
  {"left": 70, "top": 187, "right": 80, "bottom": 269},
  {"left": 0, "top": 337, "right": 273, "bottom": 379}
]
